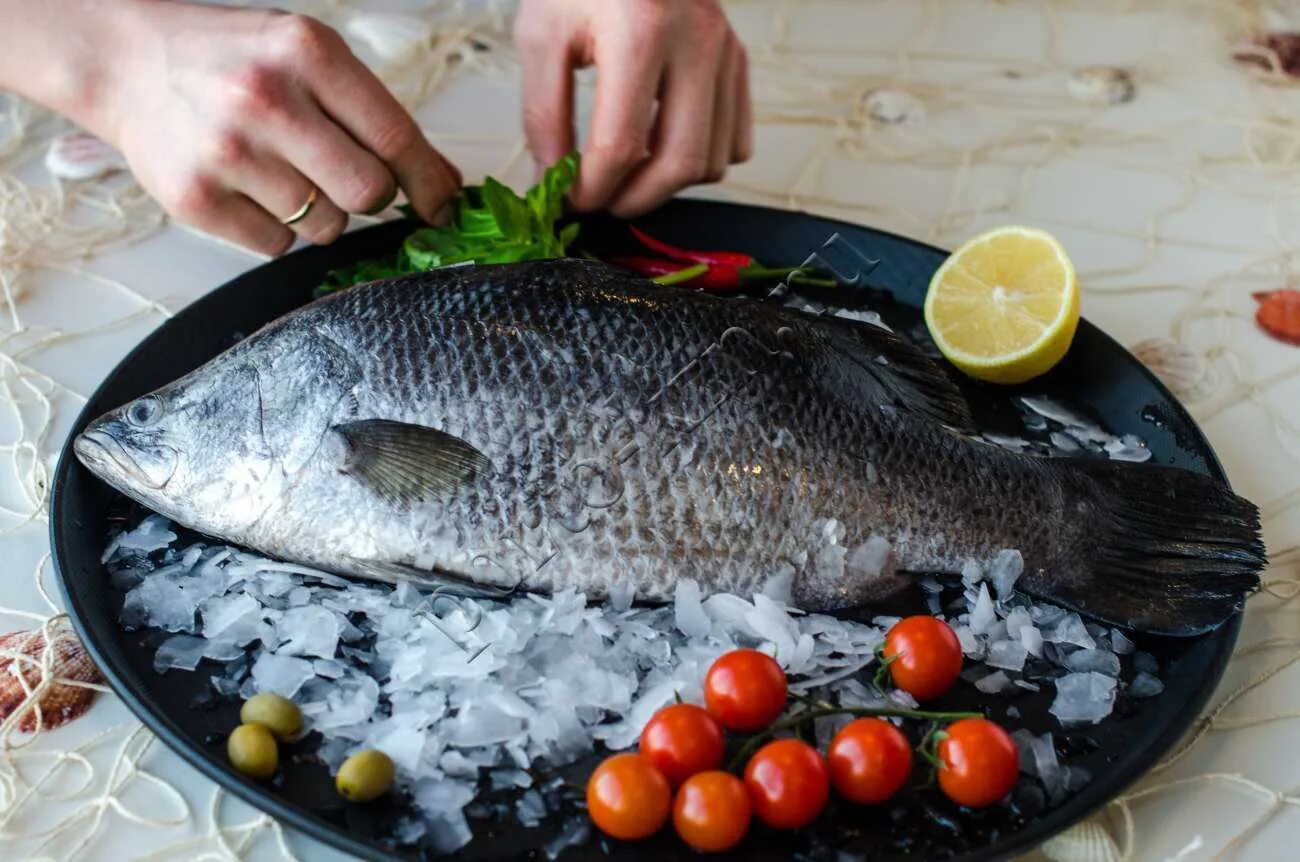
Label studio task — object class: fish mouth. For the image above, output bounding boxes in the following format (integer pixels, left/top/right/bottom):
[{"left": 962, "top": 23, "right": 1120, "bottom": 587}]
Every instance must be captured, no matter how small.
[{"left": 74, "top": 429, "right": 176, "bottom": 490}]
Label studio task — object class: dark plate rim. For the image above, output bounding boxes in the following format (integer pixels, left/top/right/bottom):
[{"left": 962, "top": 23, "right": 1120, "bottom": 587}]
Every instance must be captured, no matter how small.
[{"left": 49, "top": 199, "right": 1241, "bottom": 862}]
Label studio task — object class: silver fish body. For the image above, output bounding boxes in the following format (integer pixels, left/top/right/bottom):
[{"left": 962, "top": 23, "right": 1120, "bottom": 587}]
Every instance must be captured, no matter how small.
[{"left": 75, "top": 260, "right": 1263, "bottom": 634}]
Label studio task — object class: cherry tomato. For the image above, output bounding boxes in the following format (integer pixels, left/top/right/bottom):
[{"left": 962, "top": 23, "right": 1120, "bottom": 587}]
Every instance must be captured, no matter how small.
[
  {"left": 672, "top": 770, "right": 752, "bottom": 852},
  {"left": 704, "top": 649, "right": 788, "bottom": 732},
  {"left": 586, "top": 753, "right": 671, "bottom": 840},
  {"left": 937, "top": 718, "right": 1019, "bottom": 808},
  {"left": 827, "top": 718, "right": 913, "bottom": 804},
  {"left": 743, "top": 738, "right": 829, "bottom": 829},
  {"left": 639, "top": 703, "right": 726, "bottom": 787},
  {"left": 883, "top": 616, "right": 963, "bottom": 701}
]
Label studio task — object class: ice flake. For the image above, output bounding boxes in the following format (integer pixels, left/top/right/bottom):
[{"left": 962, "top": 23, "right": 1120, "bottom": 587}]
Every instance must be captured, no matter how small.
[
  {"left": 970, "top": 584, "right": 997, "bottom": 634},
  {"left": 1129, "top": 671, "right": 1164, "bottom": 698},
  {"left": 1064, "top": 648, "right": 1120, "bottom": 677},
  {"left": 975, "top": 670, "right": 1013, "bottom": 694},
  {"left": 987, "top": 550, "right": 1023, "bottom": 600},
  {"left": 201, "top": 594, "right": 262, "bottom": 644},
  {"left": 1050, "top": 672, "right": 1117, "bottom": 726},
  {"left": 986, "top": 640, "right": 1028, "bottom": 672},
  {"left": 103, "top": 515, "right": 177, "bottom": 561},
  {"left": 516, "top": 789, "right": 547, "bottom": 827},
  {"left": 1110, "top": 628, "right": 1136, "bottom": 655},
  {"left": 1047, "top": 613, "right": 1097, "bottom": 649},
  {"left": 251, "top": 653, "right": 316, "bottom": 699},
  {"left": 673, "top": 580, "right": 711, "bottom": 639},
  {"left": 275, "top": 606, "right": 341, "bottom": 659},
  {"left": 153, "top": 635, "right": 209, "bottom": 673}
]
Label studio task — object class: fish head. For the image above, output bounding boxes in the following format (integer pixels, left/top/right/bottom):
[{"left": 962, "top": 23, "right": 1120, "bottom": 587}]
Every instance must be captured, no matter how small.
[{"left": 75, "top": 360, "right": 281, "bottom": 532}]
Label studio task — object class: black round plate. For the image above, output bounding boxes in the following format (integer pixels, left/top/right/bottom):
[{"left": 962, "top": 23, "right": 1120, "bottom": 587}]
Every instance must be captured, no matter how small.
[{"left": 50, "top": 200, "right": 1240, "bottom": 861}]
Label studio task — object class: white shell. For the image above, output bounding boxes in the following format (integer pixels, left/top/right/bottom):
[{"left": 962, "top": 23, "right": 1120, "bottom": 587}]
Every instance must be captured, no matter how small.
[
  {"left": 1130, "top": 337, "right": 1215, "bottom": 403},
  {"left": 44, "top": 131, "right": 127, "bottom": 180},
  {"left": 1041, "top": 821, "right": 1121, "bottom": 862},
  {"left": 863, "top": 88, "right": 927, "bottom": 125},
  {"left": 1067, "top": 66, "right": 1136, "bottom": 105},
  {"left": 343, "top": 13, "right": 431, "bottom": 65}
]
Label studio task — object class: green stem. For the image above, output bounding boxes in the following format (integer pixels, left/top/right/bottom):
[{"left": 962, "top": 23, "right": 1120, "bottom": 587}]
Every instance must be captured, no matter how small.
[
  {"left": 788, "top": 273, "right": 839, "bottom": 288},
  {"left": 725, "top": 704, "right": 981, "bottom": 772},
  {"left": 651, "top": 263, "right": 710, "bottom": 285},
  {"left": 739, "top": 264, "right": 838, "bottom": 288}
]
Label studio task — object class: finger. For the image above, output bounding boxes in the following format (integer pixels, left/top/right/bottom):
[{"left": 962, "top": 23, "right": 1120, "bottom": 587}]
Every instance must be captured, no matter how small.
[
  {"left": 221, "top": 146, "right": 349, "bottom": 246},
  {"left": 706, "top": 38, "right": 742, "bottom": 181},
  {"left": 517, "top": 30, "right": 576, "bottom": 176},
  {"left": 174, "top": 179, "right": 295, "bottom": 257},
  {"left": 303, "top": 35, "right": 459, "bottom": 222},
  {"left": 608, "top": 48, "right": 724, "bottom": 218},
  {"left": 241, "top": 101, "right": 395, "bottom": 223},
  {"left": 569, "top": 30, "right": 668, "bottom": 211},
  {"left": 732, "top": 45, "right": 753, "bottom": 163}
]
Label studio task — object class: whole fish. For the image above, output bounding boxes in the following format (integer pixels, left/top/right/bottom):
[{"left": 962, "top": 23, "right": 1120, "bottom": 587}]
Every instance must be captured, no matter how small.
[{"left": 74, "top": 260, "right": 1264, "bottom": 634}]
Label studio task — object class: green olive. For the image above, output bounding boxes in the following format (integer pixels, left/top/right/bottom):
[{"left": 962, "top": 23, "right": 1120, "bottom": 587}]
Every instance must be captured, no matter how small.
[
  {"left": 336, "top": 749, "right": 395, "bottom": 803},
  {"left": 240, "top": 692, "right": 303, "bottom": 743},
  {"left": 227, "top": 723, "right": 279, "bottom": 781}
]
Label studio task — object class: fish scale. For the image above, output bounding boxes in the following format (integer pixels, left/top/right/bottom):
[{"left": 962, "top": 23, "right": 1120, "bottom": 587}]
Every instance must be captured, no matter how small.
[{"left": 75, "top": 260, "right": 1264, "bottom": 634}]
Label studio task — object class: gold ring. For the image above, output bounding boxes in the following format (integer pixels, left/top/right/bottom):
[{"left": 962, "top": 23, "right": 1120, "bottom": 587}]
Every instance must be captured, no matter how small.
[{"left": 282, "top": 187, "right": 318, "bottom": 226}]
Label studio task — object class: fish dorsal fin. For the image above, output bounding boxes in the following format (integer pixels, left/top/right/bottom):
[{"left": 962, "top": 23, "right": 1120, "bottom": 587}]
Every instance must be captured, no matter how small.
[
  {"left": 822, "top": 317, "right": 974, "bottom": 428},
  {"left": 334, "top": 419, "right": 490, "bottom": 505}
]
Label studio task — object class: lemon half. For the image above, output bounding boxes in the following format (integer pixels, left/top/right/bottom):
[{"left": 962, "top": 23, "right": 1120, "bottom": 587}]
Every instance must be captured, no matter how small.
[{"left": 924, "top": 226, "right": 1080, "bottom": 384}]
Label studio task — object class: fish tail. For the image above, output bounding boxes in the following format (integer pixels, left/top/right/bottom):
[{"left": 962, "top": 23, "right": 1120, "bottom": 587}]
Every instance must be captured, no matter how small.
[{"left": 1024, "top": 459, "right": 1265, "bottom": 635}]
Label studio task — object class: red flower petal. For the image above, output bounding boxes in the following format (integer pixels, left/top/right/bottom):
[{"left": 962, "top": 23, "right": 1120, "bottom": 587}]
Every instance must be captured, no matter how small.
[{"left": 1255, "top": 289, "right": 1300, "bottom": 346}]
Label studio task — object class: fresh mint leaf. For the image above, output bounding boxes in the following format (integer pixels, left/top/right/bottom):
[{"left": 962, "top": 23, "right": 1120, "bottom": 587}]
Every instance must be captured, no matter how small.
[
  {"left": 320, "top": 151, "right": 581, "bottom": 292},
  {"left": 481, "top": 177, "right": 532, "bottom": 242}
]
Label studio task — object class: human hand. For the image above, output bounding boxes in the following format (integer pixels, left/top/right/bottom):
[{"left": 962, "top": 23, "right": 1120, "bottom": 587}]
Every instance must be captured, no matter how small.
[
  {"left": 513, "top": 0, "right": 752, "bottom": 217},
  {"left": 91, "top": 3, "right": 460, "bottom": 255}
]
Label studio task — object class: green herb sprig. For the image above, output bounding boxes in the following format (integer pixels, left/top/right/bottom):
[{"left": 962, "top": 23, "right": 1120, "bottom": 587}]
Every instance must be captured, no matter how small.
[{"left": 319, "top": 152, "right": 580, "bottom": 293}]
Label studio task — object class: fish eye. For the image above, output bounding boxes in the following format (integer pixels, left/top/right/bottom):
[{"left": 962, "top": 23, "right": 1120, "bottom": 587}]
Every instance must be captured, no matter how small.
[{"left": 126, "top": 395, "right": 163, "bottom": 427}]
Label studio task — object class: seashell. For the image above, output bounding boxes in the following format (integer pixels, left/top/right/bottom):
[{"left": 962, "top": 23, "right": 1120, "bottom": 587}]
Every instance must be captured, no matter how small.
[
  {"left": 1041, "top": 820, "right": 1121, "bottom": 862},
  {"left": 0, "top": 619, "right": 104, "bottom": 733},
  {"left": 1235, "top": 32, "right": 1300, "bottom": 78},
  {"left": 1130, "top": 337, "right": 1215, "bottom": 403},
  {"left": 44, "top": 131, "right": 127, "bottom": 181},
  {"left": 1067, "top": 66, "right": 1136, "bottom": 105},
  {"left": 343, "top": 13, "right": 432, "bottom": 65},
  {"left": 862, "top": 88, "right": 927, "bottom": 125}
]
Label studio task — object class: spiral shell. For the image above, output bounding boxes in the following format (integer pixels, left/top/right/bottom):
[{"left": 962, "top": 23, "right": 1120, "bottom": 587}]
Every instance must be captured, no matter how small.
[
  {"left": 1041, "top": 820, "right": 1121, "bottom": 862},
  {"left": 0, "top": 619, "right": 104, "bottom": 733},
  {"left": 1130, "top": 337, "right": 1215, "bottom": 404}
]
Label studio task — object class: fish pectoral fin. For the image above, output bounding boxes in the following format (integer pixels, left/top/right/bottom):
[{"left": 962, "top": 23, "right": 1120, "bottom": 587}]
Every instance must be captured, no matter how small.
[{"left": 334, "top": 419, "right": 491, "bottom": 505}]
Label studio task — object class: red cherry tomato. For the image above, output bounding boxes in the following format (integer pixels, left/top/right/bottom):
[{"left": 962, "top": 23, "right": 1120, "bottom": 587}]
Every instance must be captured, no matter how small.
[
  {"left": 883, "top": 616, "right": 963, "bottom": 701},
  {"left": 827, "top": 718, "right": 913, "bottom": 804},
  {"left": 937, "top": 718, "right": 1019, "bottom": 808},
  {"left": 704, "top": 649, "right": 788, "bottom": 732},
  {"left": 586, "top": 753, "right": 671, "bottom": 840},
  {"left": 639, "top": 703, "right": 726, "bottom": 787},
  {"left": 672, "top": 770, "right": 752, "bottom": 852},
  {"left": 743, "top": 738, "right": 829, "bottom": 829}
]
